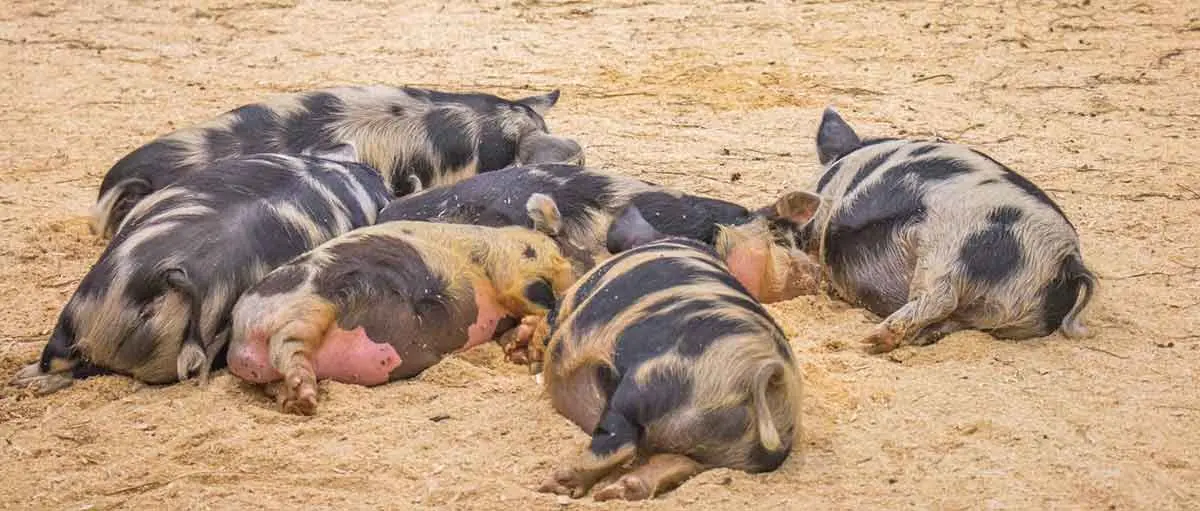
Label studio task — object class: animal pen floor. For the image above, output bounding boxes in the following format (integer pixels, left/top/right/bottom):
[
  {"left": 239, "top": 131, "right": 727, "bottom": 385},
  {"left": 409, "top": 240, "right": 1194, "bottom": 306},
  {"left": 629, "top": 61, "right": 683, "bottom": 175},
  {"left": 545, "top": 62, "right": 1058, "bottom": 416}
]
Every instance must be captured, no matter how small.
[{"left": 1, "top": 1, "right": 1197, "bottom": 509}]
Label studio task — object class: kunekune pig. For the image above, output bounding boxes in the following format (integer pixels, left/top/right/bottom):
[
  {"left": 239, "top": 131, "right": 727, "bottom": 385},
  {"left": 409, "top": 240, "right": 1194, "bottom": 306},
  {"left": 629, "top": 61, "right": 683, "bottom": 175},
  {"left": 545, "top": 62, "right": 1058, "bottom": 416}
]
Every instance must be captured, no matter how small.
[
  {"left": 808, "top": 108, "right": 1097, "bottom": 353},
  {"left": 377, "top": 164, "right": 823, "bottom": 304},
  {"left": 226, "top": 209, "right": 576, "bottom": 416},
  {"left": 535, "top": 237, "right": 801, "bottom": 501},
  {"left": 10, "top": 150, "right": 391, "bottom": 395},
  {"left": 92, "top": 85, "right": 583, "bottom": 238}
]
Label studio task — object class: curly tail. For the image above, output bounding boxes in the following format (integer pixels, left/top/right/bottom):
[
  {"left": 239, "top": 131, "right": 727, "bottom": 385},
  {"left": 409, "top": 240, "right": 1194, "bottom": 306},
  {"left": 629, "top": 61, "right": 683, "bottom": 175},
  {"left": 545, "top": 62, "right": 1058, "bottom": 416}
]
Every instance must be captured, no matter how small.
[
  {"left": 1058, "top": 254, "right": 1097, "bottom": 339},
  {"left": 752, "top": 361, "right": 789, "bottom": 452}
]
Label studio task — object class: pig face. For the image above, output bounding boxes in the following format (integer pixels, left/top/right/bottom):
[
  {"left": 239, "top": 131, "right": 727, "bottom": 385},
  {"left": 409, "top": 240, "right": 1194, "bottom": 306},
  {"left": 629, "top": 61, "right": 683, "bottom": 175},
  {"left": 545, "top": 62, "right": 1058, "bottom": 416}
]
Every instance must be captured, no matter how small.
[{"left": 606, "top": 191, "right": 824, "bottom": 303}]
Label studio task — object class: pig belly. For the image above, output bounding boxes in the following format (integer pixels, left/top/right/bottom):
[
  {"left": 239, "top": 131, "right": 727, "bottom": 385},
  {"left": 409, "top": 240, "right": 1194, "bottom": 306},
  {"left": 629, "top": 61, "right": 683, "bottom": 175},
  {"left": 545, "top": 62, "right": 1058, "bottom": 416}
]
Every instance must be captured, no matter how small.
[
  {"left": 312, "top": 326, "right": 402, "bottom": 386},
  {"left": 227, "top": 329, "right": 282, "bottom": 384},
  {"left": 458, "top": 285, "right": 509, "bottom": 352}
]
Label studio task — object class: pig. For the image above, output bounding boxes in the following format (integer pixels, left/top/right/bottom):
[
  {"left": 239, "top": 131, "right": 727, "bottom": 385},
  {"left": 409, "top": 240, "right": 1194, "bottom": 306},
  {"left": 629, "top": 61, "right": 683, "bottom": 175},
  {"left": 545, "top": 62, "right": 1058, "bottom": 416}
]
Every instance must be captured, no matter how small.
[
  {"left": 226, "top": 209, "right": 576, "bottom": 415},
  {"left": 535, "top": 237, "right": 802, "bottom": 501},
  {"left": 377, "top": 164, "right": 823, "bottom": 304},
  {"left": 807, "top": 107, "right": 1097, "bottom": 352},
  {"left": 92, "top": 85, "right": 582, "bottom": 238},
  {"left": 10, "top": 150, "right": 391, "bottom": 394}
]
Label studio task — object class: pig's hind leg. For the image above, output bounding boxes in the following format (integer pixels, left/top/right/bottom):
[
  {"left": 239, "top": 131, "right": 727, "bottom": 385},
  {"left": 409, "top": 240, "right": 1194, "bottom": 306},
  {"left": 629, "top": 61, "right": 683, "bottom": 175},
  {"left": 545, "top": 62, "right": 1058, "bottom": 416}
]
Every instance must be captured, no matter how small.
[
  {"left": 268, "top": 318, "right": 331, "bottom": 415},
  {"left": 593, "top": 453, "right": 704, "bottom": 501},
  {"left": 862, "top": 271, "right": 959, "bottom": 353},
  {"left": 539, "top": 408, "right": 639, "bottom": 498}
]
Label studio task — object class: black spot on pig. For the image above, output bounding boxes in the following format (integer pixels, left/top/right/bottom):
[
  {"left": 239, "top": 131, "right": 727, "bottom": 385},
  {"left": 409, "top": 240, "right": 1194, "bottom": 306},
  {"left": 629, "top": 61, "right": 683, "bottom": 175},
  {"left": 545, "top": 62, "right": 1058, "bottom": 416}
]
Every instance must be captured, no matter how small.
[
  {"left": 285, "top": 92, "right": 344, "bottom": 153},
  {"left": 614, "top": 369, "right": 692, "bottom": 426},
  {"left": 815, "top": 159, "right": 844, "bottom": 193},
  {"left": 424, "top": 108, "right": 475, "bottom": 171},
  {"left": 697, "top": 405, "right": 750, "bottom": 442},
  {"left": 523, "top": 278, "right": 556, "bottom": 310},
  {"left": 824, "top": 171, "right": 926, "bottom": 314},
  {"left": 979, "top": 178, "right": 999, "bottom": 185},
  {"left": 253, "top": 266, "right": 308, "bottom": 297},
  {"left": 475, "top": 117, "right": 516, "bottom": 171},
  {"left": 971, "top": 149, "right": 1072, "bottom": 228},
  {"left": 589, "top": 408, "right": 639, "bottom": 456},
  {"left": 845, "top": 149, "right": 899, "bottom": 193},
  {"left": 390, "top": 104, "right": 405, "bottom": 117},
  {"left": 959, "top": 209, "right": 1024, "bottom": 284},
  {"left": 988, "top": 206, "right": 1022, "bottom": 225},
  {"left": 522, "top": 244, "right": 537, "bottom": 260},
  {"left": 226, "top": 104, "right": 282, "bottom": 156},
  {"left": 909, "top": 145, "right": 938, "bottom": 157},
  {"left": 896, "top": 157, "right": 974, "bottom": 182},
  {"left": 746, "top": 433, "right": 791, "bottom": 472}
]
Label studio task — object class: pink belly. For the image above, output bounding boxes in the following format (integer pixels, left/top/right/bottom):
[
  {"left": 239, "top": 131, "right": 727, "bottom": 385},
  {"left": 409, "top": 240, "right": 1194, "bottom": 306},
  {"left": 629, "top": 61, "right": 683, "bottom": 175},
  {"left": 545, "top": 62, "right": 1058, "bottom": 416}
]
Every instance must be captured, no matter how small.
[
  {"left": 312, "top": 326, "right": 402, "bottom": 386},
  {"left": 459, "top": 285, "right": 508, "bottom": 352}
]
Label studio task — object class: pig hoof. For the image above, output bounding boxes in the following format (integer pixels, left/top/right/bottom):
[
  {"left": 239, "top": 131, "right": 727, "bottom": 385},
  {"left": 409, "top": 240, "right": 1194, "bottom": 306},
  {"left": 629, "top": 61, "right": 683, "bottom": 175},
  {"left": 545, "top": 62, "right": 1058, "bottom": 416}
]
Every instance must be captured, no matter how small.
[
  {"left": 176, "top": 344, "right": 207, "bottom": 382},
  {"left": 537, "top": 469, "right": 588, "bottom": 498},
  {"left": 278, "top": 361, "right": 319, "bottom": 416},
  {"left": 593, "top": 476, "right": 651, "bottom": 501},
  {"left": 861, "top": 327, "right": 901, "bottom": 354},
  {"left": 10, "top": 363, "right": 75, "bottom": 395}
]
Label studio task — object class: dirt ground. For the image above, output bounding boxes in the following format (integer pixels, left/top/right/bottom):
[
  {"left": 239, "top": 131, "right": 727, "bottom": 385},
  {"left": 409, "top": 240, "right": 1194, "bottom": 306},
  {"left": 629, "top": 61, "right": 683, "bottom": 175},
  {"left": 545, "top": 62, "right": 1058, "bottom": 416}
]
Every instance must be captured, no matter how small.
[{"left": 1, "top": 0, "right": 1197, "bottom": 509}]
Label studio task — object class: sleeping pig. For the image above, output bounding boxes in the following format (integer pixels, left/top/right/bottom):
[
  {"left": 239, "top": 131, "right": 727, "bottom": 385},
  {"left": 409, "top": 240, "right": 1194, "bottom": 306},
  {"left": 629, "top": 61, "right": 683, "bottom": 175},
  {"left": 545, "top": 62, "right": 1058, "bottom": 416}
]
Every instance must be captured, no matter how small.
[
  {"left": 808, "top": 107, "right": 1097, "bottom": 352},
  {"left": 377, "top": 164, "right": 823, "bottom": 303},
  {"left": 10, "top": 149, "right": 391, "bottom": 394},
  {"left": 92, "top": 85, "right": 582, "bottom": 237},
  {"left": 226, "top": 206, "right": 575, "bottom": 415},
  {"left": 535, "top": 237, "right": 802, "bottom": 501}
]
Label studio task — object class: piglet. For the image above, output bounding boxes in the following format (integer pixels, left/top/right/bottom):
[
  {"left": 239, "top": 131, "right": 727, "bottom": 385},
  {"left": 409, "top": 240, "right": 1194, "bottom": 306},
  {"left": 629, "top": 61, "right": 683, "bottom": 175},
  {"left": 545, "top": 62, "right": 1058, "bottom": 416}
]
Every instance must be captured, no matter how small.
[
  {"left": 226, "top": 200, "right": 576, "bottom": 415},
  {"left": 11, "top": 149, "right": 391, "bottom": 394},
  {"left": 535, "top": 236, "right": 802, "bottom": 501},
  {"left": 808, "top": 108, "right": 1097, "bottom": 352}
]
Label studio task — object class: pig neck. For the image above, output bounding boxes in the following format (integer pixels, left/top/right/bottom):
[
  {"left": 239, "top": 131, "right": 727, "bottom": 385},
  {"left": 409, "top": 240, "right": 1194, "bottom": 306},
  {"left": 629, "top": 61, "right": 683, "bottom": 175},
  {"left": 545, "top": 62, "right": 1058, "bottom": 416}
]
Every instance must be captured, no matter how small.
[{"left": 447, "top": 238, "right": 523, "bottom": 315}]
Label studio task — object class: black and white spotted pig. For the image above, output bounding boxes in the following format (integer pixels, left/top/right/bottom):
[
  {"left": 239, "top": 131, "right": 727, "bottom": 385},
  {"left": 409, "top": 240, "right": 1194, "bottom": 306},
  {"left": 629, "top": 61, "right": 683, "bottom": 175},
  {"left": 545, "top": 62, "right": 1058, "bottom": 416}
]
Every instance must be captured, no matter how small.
[
  {"left": 10, "top": 151, "right": 391, "bottom": 394},
  {"left": 378, "top": 164, "right": 823, "bottom": 304},
  {"left": 807, "top": 108, "right": 1097, "bottom": 353},
  {"left": 92, "top": 85, "right": 582, "bottom": 237},
  {"left": 535, "top": 237, "right": 801, "bottom": 501},
  {"left": 226, "top": 214, "right": 576, "bottom": 415}
]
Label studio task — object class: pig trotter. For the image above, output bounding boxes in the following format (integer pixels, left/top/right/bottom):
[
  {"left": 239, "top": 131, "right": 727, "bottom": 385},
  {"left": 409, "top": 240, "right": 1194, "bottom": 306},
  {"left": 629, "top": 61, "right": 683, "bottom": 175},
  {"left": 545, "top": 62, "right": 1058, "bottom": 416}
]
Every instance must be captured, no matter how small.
[
  {"left": 593, "top": 453, "right": 704, "bottom": 501},
  {"left": 176, "top": 343, "right": 206, "bottom": 382},
  {"left": 538, "top": 442, "right": 637, "bottom": 498},
  {"left": 278, "top": 352, "right": 318, "bottom": 415},
  {"left": 861, "top": 324, "right": 902, "bottom": 354},
  {"left": 10, "top": 363, "right": 74, "bottom": 395}
]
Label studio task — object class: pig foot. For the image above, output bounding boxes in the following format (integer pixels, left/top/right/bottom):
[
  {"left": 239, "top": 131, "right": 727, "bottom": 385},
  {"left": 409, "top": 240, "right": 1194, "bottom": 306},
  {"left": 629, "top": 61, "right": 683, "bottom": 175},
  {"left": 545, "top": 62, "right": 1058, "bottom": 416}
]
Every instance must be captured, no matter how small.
[
  {"left": 502, "top": 316, "right": 549, "bottom": 371},
  {"left": 176, "top": 343, "right": 206, "bottom": 382},
  {"left": 278, "top": 353, "right": 318, "bottom": 415},
  {"left": 538, "top": 444, "right": 637, "bottom": 498},
  {"left": 593, "top": 454, "right": 704, "bottom": 501},
  {"left": 10, "top": 363, "right": 74, "bottom": 395},
  {"left": 861, "top": 325, "right": 902, "bottom": 354}
]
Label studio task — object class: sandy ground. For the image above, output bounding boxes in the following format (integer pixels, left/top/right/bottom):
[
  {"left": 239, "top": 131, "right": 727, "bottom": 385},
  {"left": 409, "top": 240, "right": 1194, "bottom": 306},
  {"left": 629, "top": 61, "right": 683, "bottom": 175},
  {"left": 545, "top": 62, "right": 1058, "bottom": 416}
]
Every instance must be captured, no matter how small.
[{"left": 1, "top": 0, "right": 1198, "bottom": 509}]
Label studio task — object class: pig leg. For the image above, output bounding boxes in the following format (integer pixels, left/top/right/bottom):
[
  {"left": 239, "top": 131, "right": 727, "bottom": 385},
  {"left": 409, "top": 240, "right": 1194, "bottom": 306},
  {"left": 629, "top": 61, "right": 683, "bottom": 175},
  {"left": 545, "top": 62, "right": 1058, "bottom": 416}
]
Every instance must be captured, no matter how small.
[
  {"left": 538, "top": 409, "right": 639, "bottom": 498},
  {"left": 911, "top": 319, "right": 967, "bottom": 346},
  {"left": 10, "top": 363, "right": 74, "bottom": 395},
  {"left": 268, "top": 322, "right": 327, "bottom": 415},
  {"left": 861, "top": 274, "right": 958, "bottom": 353},
  {"left": 593, "top": 453, "right": 704, "bottom": 501}
]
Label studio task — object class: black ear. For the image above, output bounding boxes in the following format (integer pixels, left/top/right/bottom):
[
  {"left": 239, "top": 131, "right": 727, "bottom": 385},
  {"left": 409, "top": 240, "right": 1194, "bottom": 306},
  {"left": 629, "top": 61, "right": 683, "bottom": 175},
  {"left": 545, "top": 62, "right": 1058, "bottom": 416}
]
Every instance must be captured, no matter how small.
[
  {"left": 515, "top": 90, "right": 560, "bottom": 117},
  {"left": 816, "top": 107, "right": 863, "bottom": 165},
  {"left": 606, "top": 204, "right": 666, "bottom": 253},
  {"left": 523, "top": 278, "right": 556, "bottom": 310}
]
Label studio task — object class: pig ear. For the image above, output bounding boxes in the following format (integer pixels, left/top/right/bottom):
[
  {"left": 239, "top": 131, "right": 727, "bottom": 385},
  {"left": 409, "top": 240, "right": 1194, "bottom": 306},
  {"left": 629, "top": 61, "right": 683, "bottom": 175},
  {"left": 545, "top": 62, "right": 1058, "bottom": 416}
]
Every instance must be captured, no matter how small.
[
  {"left": 517, "top": 133, "right": 584, "bottom": 166},
  {"left": 771, "top": 191, "right": 823, "bottom": 226},
  {"left": 816, "top": 107, "right": 862, "bottom": 165},
  {"left": 526, "top": 193, "right": 563, "bottom": 236},
  {"left": 606, "top": 204, "right": 666, "bottom": 253},
  {"left": 515, "top": 89, "right": 560, "bottom": 117},
  {"left": 305, "top": 142, "right": 359, "bottom": 163}
]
